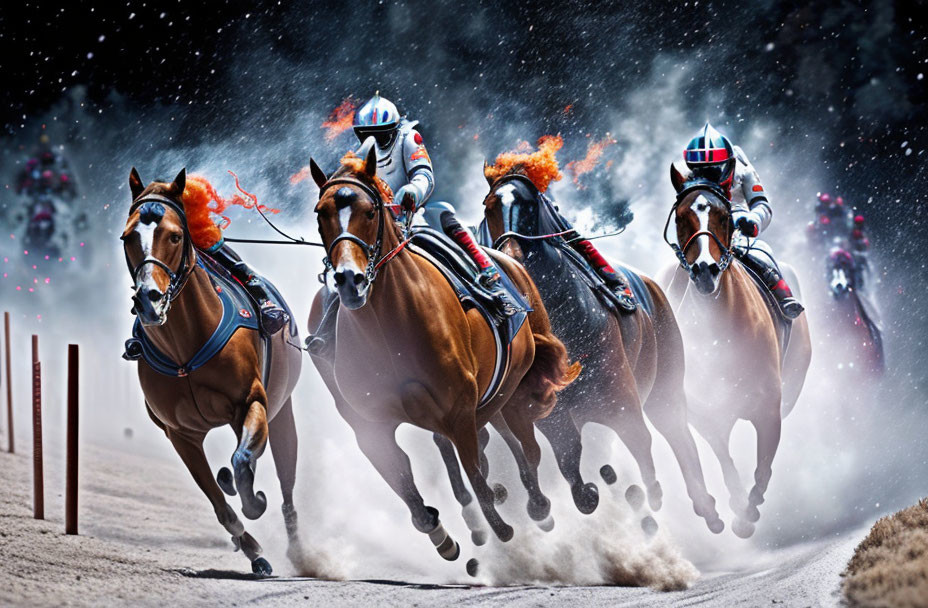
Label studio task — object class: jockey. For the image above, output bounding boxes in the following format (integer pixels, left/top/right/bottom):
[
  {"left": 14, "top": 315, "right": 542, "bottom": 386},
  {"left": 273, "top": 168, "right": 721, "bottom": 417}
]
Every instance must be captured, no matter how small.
[
  {"left": 671, "top": 123, "right": 804, "bottom": 319},
  {"left": 350, "top": 92, "right": 518, "bottom": 312},
  {"left": 210, "top": 242, "right": 289, "bottom": 334}
]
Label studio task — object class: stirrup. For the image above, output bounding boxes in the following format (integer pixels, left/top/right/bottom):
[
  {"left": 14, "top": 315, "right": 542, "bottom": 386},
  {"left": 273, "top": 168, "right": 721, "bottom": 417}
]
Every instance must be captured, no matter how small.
[
  {"left": 259, "top": 302, "right": 289, "bottom": 334},
  {"left": 779, "top": 297, "right": 804, "bottom": 320}
]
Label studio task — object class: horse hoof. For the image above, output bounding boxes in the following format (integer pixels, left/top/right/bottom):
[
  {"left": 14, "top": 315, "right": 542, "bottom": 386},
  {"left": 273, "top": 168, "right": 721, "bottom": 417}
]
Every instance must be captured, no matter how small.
[
  {"left": 744, "top": 504, "right": 761, "bottom": 523},
  {"left": 600, "top": 464, "right": 618, "bottom": 485},
  {"left": 527, "top": 497, "right": 551, "bottom": 522},
  {"left": 732, "top": 518, "right": 755, "bottom": 539},
  {"left": 641, "top": 515, "right": 659, "bottom": 537},
  {"left": 625, "top": 484, "right": 645, "bottom": 511},
  {"left": 574, "top": 482, "right": 600, "bottom": 515},
  {"left": 217, "top": 467, "right": 237, "bottom": 496},
  {"left": 466, "top": 558, "right": 480, "bottom": 577},
  {"left": 242, "top": 491, "right": 268, "bottom": 520},
  {"left": 536, "top": 514, "right": 555, "bottom": 532},
  {"left": 495, "top": 523, "right": 514, "bottom": 543},
  {"left": 707, "top": 517, "right": 725, "bottom": 534},
  {"left": 471, "top": 529, "right": 487, "bottom": 546},
  {"left": 251, "top": 557, "right": 273, "bottom": 576},
  {"left": 492, "top": 483, "right": 508, "bottom": 505},
  {"left": 647, "top": 482, "right": 663, "bottom": 511},
  {"left": 438, "top": 540, "right": 461, "bottom": 562}
]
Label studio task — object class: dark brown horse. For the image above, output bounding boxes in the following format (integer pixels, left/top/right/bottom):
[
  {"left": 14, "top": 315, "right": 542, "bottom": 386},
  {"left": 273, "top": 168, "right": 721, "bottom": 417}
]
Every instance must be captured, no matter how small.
[
  {"left": 659, "top": 183, "right": 811, "bottom": 537},
  {"left": 480, "top": 169, "right": 724, "bottom": 534},
  {"left": 305, "top": 140, "right": 577, "bottom": 561},
  {"left": 122, "top": 169, "right": 303, "bottom": 574}
]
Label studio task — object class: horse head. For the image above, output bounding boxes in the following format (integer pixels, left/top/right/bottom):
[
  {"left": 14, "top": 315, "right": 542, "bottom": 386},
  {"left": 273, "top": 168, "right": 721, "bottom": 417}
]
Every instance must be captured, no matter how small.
[
  {"left": 310, "top": 137, "right": 395, "bottom": 310},
  {"left": 671, "top": 182, "right": 735, "bottom": 295},
  {"left": 828, "top": 248, "right": 855, "bottom": 300},
  {"left": 481, "top": 166, "right": 545, "bottom": 261},
  {"left": 121, "top": 167, "right": 193, "bottom": 326}
]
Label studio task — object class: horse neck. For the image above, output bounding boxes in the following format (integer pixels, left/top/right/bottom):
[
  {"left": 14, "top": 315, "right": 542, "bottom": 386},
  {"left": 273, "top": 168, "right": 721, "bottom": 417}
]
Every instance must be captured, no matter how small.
[{"left": 143, "top": 261, "right": 223, "bottom": 364}]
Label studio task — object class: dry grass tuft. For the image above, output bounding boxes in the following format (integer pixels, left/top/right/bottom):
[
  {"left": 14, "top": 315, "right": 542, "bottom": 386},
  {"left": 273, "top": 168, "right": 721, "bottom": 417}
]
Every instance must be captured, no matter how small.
[{"left": 843, "top": 498, "right": 928, "bottom": 607}]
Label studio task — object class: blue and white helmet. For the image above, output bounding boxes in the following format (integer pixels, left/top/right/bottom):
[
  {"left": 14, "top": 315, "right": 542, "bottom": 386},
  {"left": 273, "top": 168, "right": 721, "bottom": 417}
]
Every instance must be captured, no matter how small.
[
  {"left": 684, "top": 122, "right": 736, "bottom": 189},
  {"left": 354, "top": 92, "right": 401, "bottom": 148}
]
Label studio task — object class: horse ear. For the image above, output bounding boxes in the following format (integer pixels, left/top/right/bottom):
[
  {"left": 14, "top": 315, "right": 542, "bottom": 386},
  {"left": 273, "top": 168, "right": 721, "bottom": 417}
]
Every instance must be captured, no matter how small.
[
  {"left": 669, "top": 162, "right": 686, "bottom": 193},
  {"left": 359, "top": 136, "right": 377, "bottom": 178},
  {"left": 169, "top": 168, "right": 187, "bottom": 197},
  {"left": 129, "top": 167, "right": 145, "bottom": 200},
  {"left": 309, "top": 158, "right": 327, "bottom": 189},
  {"left": 483, "top": 160, "right": 495, "bottom": 186}
]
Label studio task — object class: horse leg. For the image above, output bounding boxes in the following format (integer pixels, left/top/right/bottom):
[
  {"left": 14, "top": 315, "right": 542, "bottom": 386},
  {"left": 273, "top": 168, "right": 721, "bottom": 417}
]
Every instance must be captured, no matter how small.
[
  {"left": 229, "top": 400, "right": 269, "bottom": 520},
  {"left": 744, "top": 405, "right": 782, "bottom": 526},
  {"left": 604, "top": 402, "right": 662, "bottom": 512},
  {"left": 167, "top": 430, "right": 271, "bottom": 575},
  {"left": 477, "top": 425, "right": 507, "bottom": 504},
  {"left": 451, "top": 413, "right": 514, "bottom": 542},
  {"left": 353, "top": 421, "right": 460, "bottom": 561},
  {"left": 689, "top": 411, "right": 750, "bottom": 526},
  {"left": 494, "top": 410, "right": 554, "bottom": 531},
  {"left": 433, "top": 433, "right": 488, "bottom": 546},
  {"left": 268, "top": 397, "right": 303, "bottom": 565},
  {"left": 536, "top": 412, "right": 599, "bottom": 515}
]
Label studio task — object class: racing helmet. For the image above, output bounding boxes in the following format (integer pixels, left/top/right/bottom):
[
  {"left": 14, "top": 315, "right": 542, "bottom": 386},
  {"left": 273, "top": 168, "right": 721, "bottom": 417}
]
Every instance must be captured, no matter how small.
[
  {"left": 818, "top": 192, "right": 832, "bottom": 204},
  {"left": 684, "top": 123, "right": 736, "bottom": 190},
  {"left": 353, "top": 92, "right": 401, "bottom": 148}
]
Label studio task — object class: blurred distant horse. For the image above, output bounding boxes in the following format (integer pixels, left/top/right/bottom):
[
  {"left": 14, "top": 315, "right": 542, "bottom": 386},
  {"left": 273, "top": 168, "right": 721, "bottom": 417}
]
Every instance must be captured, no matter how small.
[
  {"left": 825, "top": 247, "right": 884, "bottom": 375},
  {"left": 660, "top": 182, "right": 811, "bottom": 538}
]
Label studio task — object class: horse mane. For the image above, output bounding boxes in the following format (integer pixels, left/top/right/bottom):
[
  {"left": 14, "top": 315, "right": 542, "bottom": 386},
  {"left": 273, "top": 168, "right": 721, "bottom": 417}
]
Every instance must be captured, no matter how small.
[
  {"left": 485, "top": 135, "right": 564, "bottom": 193},
  {"left": 335, "top": 151, "right": 394, "bottom": 203}
]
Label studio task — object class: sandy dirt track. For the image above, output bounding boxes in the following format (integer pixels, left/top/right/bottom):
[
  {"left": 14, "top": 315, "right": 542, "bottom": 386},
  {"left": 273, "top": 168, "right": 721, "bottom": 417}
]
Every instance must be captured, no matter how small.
[{"left": 0, "top": 444, "right": 865, "bottom": 607}]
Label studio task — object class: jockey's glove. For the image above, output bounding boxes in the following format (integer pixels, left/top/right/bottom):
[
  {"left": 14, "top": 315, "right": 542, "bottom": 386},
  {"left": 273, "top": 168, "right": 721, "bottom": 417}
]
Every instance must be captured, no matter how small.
[
  {"left": 396, "top": 184, "right": 421, "bottom": 213},
  {"left": 734, "top": 211, "right": 761, "bottom": 238}
]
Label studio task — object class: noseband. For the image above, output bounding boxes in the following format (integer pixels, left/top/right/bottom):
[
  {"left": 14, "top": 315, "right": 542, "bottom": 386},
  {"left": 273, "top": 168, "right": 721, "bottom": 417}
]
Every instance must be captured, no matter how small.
[
  {"left": 663, "top": 183, "right": 736, "bottom": 280},
  {"left": 124, "top": 193, "right": 195, "bottom": 304},
  {"left": 318, "top": 177, "right": 386, "bottom": 285}
]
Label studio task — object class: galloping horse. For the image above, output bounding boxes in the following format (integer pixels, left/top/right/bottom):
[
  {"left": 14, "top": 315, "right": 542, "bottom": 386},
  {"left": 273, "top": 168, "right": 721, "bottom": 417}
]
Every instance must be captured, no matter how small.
[
  {"left": 825, "top": 247, "right": 884, "bottom": 374},
  {"left": 121, "top": 169, "right": 303, "bottom": 574},
  {"left": 659, "top": 182, "right": 811, "bottom": 538},
  {"left": 305, "top": 140, "right": 577, "bottom": 560},
  {"left": 480, "top": 170, "right": 724, "bottom": 534}
]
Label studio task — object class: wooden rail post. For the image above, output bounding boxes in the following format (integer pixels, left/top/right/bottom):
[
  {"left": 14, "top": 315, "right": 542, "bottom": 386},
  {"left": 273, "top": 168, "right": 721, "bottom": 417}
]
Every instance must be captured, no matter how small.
[
  {"left": 66, "top": 344, "right": 79, "bottom": 535},
  {"left": 32, "top": 334, "right": 43, "bottom": 520},
  {"left": 4, "top": 312, "right": 11, "bottom": 453}
]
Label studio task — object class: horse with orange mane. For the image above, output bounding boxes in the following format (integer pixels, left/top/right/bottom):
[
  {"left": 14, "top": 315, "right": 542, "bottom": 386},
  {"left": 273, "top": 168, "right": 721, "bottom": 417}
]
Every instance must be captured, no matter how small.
[
  {"left": 305, "top": 138, "right": 579, "bottom": 560},
  {"left": 477, "top": 139, "right": 724, "bottom": 534},
  {"left": 121, "top": 169, "right": 304, "bottom": 574}
]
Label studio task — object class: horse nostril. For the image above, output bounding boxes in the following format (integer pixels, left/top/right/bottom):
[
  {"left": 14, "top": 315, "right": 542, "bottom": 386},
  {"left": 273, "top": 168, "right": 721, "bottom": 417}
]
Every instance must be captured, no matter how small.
[
  {"left": 333, "top": 271, "right": 346, "bottom": 286},
  {"left": 352, "top": 273, "right": 365, "bottom": 286},
  {"left": 708, "top": 263, "right": 720, "bottom": 277}
]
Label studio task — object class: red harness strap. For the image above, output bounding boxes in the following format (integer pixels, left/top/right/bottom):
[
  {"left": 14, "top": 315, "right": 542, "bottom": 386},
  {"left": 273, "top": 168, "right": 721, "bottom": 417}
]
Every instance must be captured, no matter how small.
[
  {"left": 574, "top": 239, "right": 616, "bottom": 274},
  {"left": 450, "top": 227, "right": 493, "bottom": 270}
]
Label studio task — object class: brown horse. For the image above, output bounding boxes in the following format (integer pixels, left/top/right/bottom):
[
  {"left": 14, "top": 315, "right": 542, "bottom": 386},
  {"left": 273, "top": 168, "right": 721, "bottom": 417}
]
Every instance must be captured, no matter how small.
[
  {"left": 479, "top": 170, "right": 723, "bottom": 534},
  {"left": 659, "top": 183, "right": 812, "bottom": 538},
  {"left": 305, "top": 140, "right": 577, "bottom": 560},
  {"left": 121, "top": 169, "right": 303, "bottom": 574}
]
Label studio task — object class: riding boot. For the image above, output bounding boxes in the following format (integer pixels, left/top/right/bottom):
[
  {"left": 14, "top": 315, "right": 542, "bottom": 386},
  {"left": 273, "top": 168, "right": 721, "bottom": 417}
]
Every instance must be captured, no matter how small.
[
  {"left": 570, "top": 238, "right": 636, "bottom": 311},
  {"left": 740, "top": 250, "right": 804, "bottom": 320},
  {"left": 439, "top": 211, "right": 520, "bottom": 318},
  {"left": 305, "top": 288, "right": 339, "bottom": 359},
  {"left": 210, "top": 243, "right": 289, "bottom": 334}
]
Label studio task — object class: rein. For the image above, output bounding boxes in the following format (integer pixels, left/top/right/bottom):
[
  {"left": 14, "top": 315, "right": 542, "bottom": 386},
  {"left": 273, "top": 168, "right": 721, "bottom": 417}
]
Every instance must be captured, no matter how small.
[
  {"left": 125, "top": 193, "right": 197, "bottom": 305},
  {"left": 662, "top": 184, "right": 736, "bottom": 280}
]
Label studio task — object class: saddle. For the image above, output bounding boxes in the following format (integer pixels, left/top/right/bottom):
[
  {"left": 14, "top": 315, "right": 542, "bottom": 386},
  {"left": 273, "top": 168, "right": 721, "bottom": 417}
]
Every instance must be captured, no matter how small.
[
  {"left": 407, "top": 226, "right": 530, "bottom": 408},
  {"left": 123, "top": 252, "right": 298, "bottom": 383}
]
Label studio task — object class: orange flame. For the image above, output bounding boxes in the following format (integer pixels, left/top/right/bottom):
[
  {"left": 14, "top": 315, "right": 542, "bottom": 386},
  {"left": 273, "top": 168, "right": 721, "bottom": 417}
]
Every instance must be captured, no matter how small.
[
  {"left": 182, "top": 174, "right": 280, "bottom": 250},
  {"left": 339, "top": 151, "right": 394, "bottom": 203},
  {"left": 290, "top": 165, "right": 313, "bottom": 185},
  {"left": 484, "top": 135, "right": 564, "bottom": 193},
  {"left": 321, "top": 98, "right": 358, "bottom": 141},
  {"left": 566, "top": 136, "right": 617, "bottom": 186}
]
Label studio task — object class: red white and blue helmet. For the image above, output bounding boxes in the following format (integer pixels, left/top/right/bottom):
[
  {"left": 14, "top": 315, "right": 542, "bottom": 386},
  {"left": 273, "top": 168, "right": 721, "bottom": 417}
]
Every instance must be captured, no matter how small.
[
  {"left": 353, "top": 92, "right": 401, "bottom": 147},
  {"left": 684, "top": 123, "right": 736, "bottom": 189}
]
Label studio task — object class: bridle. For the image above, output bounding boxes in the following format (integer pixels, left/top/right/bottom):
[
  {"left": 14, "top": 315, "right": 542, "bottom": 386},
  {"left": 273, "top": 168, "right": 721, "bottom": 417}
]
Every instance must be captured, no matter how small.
[
  {"left": 663, "top": 182, "right": 736, "bottom": 281},
  {"left": 124, "top": 192, "right": 196, "bottom": 306},
  {"left": 318, "top": 176, "right": 388, "bottom": 285},
  {"left": 488, "top": 174, "right": 574, "bottom": 250}
]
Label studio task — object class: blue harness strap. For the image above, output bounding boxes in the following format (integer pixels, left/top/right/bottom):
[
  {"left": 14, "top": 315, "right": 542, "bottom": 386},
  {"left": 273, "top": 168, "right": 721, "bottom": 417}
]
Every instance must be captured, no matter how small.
[{"left": 125, "top": 258, "right": 259, "bottom": 377}]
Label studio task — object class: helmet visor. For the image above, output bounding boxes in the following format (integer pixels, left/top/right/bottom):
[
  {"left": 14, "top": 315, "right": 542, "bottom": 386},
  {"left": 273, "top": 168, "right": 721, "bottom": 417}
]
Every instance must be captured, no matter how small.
[{"left": 354, "top": 126, "right": 398, "bottom": 149}]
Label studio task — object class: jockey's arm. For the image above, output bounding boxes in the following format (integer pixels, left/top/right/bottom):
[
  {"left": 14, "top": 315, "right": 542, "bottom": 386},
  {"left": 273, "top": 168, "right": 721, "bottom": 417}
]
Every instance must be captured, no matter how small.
[
  {"left": 734, "top": 146, "right": 773, "bottom": 234},
  {"left": 397, "top": 128, "right": 435, "bottom": 210}
]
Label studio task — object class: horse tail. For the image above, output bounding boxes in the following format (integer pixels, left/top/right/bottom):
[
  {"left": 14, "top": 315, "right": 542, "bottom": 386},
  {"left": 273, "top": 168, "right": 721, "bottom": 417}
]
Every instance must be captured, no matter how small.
[{"left": 523, "top": 329, "right": 581, "bottom": 419}]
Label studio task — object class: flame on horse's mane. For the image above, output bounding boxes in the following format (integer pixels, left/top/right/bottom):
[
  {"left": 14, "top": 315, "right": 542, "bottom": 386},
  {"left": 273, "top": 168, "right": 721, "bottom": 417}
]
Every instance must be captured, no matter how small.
[
  {"left": 181, "top": 174, "right": 280, "bottom": 250},
  {"left": 485, "top": 135, "right": 564, "bottom": 193},
  {"left": 337, "top": 151, "right": 394, "bottom": 203}
]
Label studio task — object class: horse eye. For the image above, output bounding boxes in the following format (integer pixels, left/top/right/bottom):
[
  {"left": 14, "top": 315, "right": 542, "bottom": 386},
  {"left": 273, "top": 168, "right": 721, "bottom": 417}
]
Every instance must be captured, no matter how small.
[
  {"left": 366, "top": 209, "right": 375, "bottom": 220},
  {"left": 170, "top": 233, "right": 182, "bottom": 244}
]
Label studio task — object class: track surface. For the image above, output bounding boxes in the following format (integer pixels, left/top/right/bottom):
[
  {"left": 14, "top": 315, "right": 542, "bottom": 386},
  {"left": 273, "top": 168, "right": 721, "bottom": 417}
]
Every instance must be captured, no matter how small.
[{"left": 0, "top": 444, "right": 861, "bottom": 607}]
